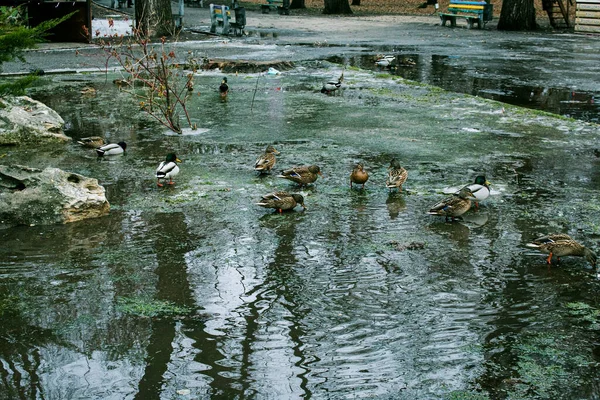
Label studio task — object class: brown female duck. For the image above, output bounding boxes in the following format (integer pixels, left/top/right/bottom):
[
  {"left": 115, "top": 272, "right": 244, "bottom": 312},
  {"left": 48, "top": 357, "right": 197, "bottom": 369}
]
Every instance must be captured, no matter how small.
[
  {"left": 77, "top": 136, "right": 105, "bottom": 148},
  {"left": 427, "top": 187, "right": 476, "bottom": 221},
  {"left": 256, "top": 192, "right": 306, "bottom": 213},
  {"left": 350, "top": 163, "right": 369, "bottom": 189},
  {"left": 278, "top": 165, "right": 323, "bottom": 186},
  {"left": 254, "top": 145, "right": 280, "bottom": 173},
  {"left": 526, "top": 234, "right": 597, "bottom": 266},
  {"left": 386, "top": 158, "right": 408, "bottom": 191}
]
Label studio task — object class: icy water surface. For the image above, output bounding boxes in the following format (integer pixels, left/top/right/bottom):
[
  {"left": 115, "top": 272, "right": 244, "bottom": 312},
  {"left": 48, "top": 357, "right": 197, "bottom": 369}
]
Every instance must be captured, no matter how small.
[{"left": 1, "top": 67, "right": 600, "bottom": 399}]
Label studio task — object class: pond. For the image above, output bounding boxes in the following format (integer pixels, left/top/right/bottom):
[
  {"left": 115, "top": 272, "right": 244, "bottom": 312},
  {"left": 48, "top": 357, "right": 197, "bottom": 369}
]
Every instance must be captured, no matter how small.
[{"left": 1, "top": 64, "right": 599, "bottom": 399}]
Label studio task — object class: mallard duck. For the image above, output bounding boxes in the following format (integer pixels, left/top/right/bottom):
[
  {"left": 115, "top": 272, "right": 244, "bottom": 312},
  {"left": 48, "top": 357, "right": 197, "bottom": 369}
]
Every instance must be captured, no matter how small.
[
  {"left": 156, "top": 153, "right": 182, "bottom": 186},
  {"left": 254, "top": 145, "right": 280, "bottom": 173},
  {"left": 278, "top": 165, "right": 323, "bottom": 186},
  {"left": 256, "top": 191, "right": 306, "bottom": 213},
  {"left": 219, "top": 77, "right": 229, "bottom": 98},
  {"left": 460, "top": 175, "right": 490, "bottom": 208},
  {"left": 77, "top": 136, "right": 105, "bottom": 148},
  {"left": 428, "top": 187, "right": 476, "bottom": 221},
  {"left": 526, "top": 234, "right": 597, "bottom": 267},
  {"left": 386, "top": 158, "right": 408, "bottom": 191},
  {"left": 350, "top": 163, "right": 369, "bottom": 189},
  {"left": 321, "top": 72, "right": 344, "bottom": 95},
  {"left": 375, "top": 55, "right": 395, "bottom": 68},
  {"left": 96, "top": 141, "right": 127, "bottom": 156}
]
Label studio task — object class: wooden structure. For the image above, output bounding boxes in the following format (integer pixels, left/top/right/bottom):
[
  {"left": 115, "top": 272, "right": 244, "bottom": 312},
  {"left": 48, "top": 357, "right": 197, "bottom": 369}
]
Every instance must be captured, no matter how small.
[
  {"left": 438, "top": 0, "right": 493, "bottom": 29},
  {"left": 543, "top": 0, "right": 572, "bottom": 28},
  {"left": 575, "top": 0, "right": 600, "bottom": 33}
]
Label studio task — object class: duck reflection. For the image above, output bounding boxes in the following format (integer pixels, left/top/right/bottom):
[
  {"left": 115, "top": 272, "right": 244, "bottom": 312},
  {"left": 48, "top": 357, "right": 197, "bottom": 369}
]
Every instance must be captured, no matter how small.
[
  {"left": 461, "top": 210, "right": 490, "bottom": 228},
  {"left": 386, "top": 192, "right": 406, "bottom": 219},
  {"left": 428, "top": 219, "right": 471, "bottom": 247}
]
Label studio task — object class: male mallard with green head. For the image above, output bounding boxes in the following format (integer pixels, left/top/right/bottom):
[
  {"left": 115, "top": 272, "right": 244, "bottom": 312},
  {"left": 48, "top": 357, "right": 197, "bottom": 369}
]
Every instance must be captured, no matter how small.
[
  {"left": 256, "top": 192, "right": 306, "bottom": 213},
  {"left": 254, "top": 145, "right": 280, "bottom": 174},
  {"left": 219, "top": 77, "right": 229, "bottom": 99},
  {"left": 460, "top": 175, "right": 491, "bottom": 208},
  {"left": 321, "top": 72, "right": 344, "bottom": 95},
  {"left": 350, "top": 163, "right": 369, "bottom": 189},
  {"left": 278, "top": 165, "right": 323, "bottom": 186},
  {"left": 156, "top": 153, "right": 182, "bottom": 187},
  {"left": 526, "top": 234, "right": 597, "bottom": 267},
  {"left": 428, "top": 187, "right": 476, "bottom": 221},
  {"left": 386, "top": 158, "right": 408, "bottom": 191},
  {"left": 96, "top": 141, "right": 127, "bottom": 156}
]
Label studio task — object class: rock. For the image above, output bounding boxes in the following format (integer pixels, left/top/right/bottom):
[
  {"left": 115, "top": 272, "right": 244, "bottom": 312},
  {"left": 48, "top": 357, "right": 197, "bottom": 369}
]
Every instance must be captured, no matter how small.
[
  {"left": 0, "top": 165, "right": 110, "bottom": 226},
  {"left": 0, "top": 96, "right": 69, "bottom": 145}
]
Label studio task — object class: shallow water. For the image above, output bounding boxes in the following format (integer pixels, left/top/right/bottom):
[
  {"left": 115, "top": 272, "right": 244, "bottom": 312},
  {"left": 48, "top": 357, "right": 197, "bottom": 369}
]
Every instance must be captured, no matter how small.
[{"left": 1, "top": 67, "right": 600, "bottom": 399}]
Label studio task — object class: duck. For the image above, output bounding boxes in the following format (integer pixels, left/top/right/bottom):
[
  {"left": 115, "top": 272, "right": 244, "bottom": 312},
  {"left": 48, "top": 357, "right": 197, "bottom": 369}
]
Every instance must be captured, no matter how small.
[
  {"left": 321, "top": 72, "right": 344, "bottom": 95},
  {"left": 96, "top": 141, "right": 127, "bottom": 156},
  {"left": 156, "top": 153, "right": 182, "bottom": 186},
  {"left": 256, "top": 191, "right": 306, "bottom": 213},
  {"left": 278, "top": 165, "right": 323, "bottom": 186},
  {"left": 375, "top": 55, "right": 395, "bottom": 68},
  {"left": 77, "top": 136, "right": 105, "bottom": 148},
  {"left": 254, "top": 145, "right": 280, "bottom": 174},
  {"left": 526, "top": 234, "right": 597, "bottom": 267},
  {"left": 386, "top": 158, "right": 408, "bottom": 191},
  {"left": 460, "top": 175, "right": 490, "bottom": 208},
  {"left": 350, "top": 163, "right": 369, "bottom": 189},
  {"left": 428, "top": 187, "right": 476, "bottom": 221},
  {"left": 219, "top": 77, "right": 229, "bottom": 98}
]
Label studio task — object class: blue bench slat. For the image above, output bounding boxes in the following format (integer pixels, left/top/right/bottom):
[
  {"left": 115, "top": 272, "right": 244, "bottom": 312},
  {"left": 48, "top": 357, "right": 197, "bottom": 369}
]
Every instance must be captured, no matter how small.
[
  {"left": 449, "top": 1, "right": 487, "bottom": 4},
  {"left": 448, "top": 8, "right": 484, "bottom": 13}
]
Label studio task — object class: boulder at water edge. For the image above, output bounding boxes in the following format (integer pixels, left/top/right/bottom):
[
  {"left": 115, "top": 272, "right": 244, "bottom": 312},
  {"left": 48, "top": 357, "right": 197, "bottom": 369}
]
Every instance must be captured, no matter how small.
[
  {"left": 0, "top": 96, "right": 69, "bottom": 145},
  {"left": 0, "top": 165, "right": 110, "bottom": 226}
]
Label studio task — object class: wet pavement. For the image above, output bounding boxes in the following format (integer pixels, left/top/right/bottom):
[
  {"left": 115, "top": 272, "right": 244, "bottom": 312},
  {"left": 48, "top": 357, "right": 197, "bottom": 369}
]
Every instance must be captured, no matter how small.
[{"left": 5, "top": 1, "right": 600, "bottom": 122}]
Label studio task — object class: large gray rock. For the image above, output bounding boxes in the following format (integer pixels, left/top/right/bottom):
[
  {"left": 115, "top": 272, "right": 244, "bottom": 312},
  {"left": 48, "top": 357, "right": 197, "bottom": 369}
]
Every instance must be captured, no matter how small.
[
  {"left": 0, "top": 165, "right": 110, "bottom": 226},
  {"left": 0, "top": 96, "right": 69, "bottom": 145}
]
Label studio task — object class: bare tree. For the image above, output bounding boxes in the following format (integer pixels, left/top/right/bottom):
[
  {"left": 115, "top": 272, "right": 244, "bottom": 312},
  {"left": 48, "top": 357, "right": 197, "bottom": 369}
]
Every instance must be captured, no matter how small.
[
  {"left": 323, "top": 0, "right": 353, "bottom": 14},
  {"left": 497, "top": 0, "right": 537, "bottom": 30},
  {"left": 135, "top": 0, "right": 175, "bottom": 37}
]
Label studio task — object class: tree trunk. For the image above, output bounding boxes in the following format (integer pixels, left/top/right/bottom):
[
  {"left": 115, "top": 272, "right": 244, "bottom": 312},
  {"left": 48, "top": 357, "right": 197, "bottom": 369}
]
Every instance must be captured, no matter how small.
[
  {"left": 135, "top": 0, "right": 174, "bottom": 37},
  {"left": 351, "top": 0, "right": 360, "bottom": 5},
  {"left": 497, "top": 0, "right": 537, "bottom": 30},
  {"left": 290, "top": 0, "right": 306, "bottom": 8},
  {"left": 323, "top": 0, "right": 353, "bottom": 14}
]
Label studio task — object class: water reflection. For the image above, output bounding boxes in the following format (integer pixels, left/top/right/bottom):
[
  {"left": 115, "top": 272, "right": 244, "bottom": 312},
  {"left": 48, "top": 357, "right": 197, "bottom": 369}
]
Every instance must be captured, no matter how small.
[
  {"left": 386, "top": 192, "right": 406, "bottom": 219},
  {"left": 325, "top": 54, "right": 600, "bottom": 123}
]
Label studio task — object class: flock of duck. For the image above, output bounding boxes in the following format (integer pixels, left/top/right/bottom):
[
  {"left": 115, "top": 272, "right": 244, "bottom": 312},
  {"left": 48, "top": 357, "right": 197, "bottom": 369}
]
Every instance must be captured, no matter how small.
[
  {"left": 76, "top": 71, "right": 598, "bottom": 271},
  {"left": 254, "top": 144, "right": 597, "bottom": 270}
]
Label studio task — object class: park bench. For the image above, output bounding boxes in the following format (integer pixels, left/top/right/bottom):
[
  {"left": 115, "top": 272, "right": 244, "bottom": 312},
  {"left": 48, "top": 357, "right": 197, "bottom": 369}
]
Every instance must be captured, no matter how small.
[
  {"left": 209, "top": 3, "right": 231, "bottom": 34},
  {"left": 261, "top": 0, "right": 290, "bottom": 15},
  {"left": 439, "top": 0, "right": 493, "bottom": 29}
]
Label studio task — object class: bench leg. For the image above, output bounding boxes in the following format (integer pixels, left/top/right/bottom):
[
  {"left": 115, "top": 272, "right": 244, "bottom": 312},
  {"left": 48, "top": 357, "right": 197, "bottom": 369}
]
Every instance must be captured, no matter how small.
[
  {"left": 467, "top": 19, "right": 473, "bottom": 29},
  {"left": 450, "top": 16, "right": 456, "bottom": 27},
  {"left": 440, "top": 15, "right": 446, "bottom": 26}
]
